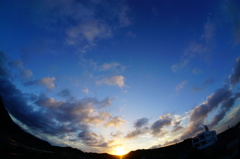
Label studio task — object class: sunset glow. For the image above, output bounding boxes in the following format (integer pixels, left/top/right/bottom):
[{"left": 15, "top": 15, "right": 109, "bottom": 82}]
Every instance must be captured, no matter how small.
[{"left": 113, "top": 147, "right": 128, "bottom": 156}]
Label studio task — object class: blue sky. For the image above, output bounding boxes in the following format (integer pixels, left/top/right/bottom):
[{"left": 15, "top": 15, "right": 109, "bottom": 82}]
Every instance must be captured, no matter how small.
[{"left": 1, "top": 0, "right": 240, "bottom": 155}]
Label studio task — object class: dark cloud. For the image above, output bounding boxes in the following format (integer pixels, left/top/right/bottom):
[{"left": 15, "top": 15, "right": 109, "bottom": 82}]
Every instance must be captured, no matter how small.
[
  {"left": 78, "top": 130, "right": 109, "bottom": 148},
  {"left": 172, "top": 121, "right": 183, "bottom": 132},
  {"left": 0, "top": 51, "right": 9, "bottom": 77},
  {"left": 210, "top": 93, "right": 240, "bottom": 127},
  {"left": 189, "top": 87, "right": 231, "bottom": 123},
  {"left": 180, "top": 86, "right": 236, "bottom": 140},
  {"left": 125, "top": 127, "right": 148, "bottom": 139},
  {"left": 35, "top": 94, "right": 64, "bottom": 107},
  {"left": 134, "top": 117, "right": 149, "bottom": 128},
  {"left": 125, "top": 117, "right": 150, "bottom": 139},
  {"left": 151, "top": 114, "right": 172, "bottom": 136},
  {"left": 229, "top": 57, "right": 240, "bottom": 85},
  {"left": 57, "top": 89, "right": 72, "bottom": 99},
  {"left": 0, "top": 52, "right": 120, "bottom": 149}
]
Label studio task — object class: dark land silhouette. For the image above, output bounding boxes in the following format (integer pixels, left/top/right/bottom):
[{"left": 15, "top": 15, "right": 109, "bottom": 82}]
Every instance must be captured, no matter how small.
[{"left": 0, "top": 96, "right": 240, "bottom": 159}]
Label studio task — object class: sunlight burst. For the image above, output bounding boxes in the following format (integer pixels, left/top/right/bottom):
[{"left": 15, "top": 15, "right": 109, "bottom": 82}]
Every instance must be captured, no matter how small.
[{"left": 114, "top": 147, "right": 128, "bottom": 156}]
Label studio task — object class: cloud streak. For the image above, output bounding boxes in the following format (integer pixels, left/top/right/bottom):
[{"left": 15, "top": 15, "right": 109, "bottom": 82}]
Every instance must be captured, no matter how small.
[{"left": 96, "top": 75, "right": 125, "bottom": 88}]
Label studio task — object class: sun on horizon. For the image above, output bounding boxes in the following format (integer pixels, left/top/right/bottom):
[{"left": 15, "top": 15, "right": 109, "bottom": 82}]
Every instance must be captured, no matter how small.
[{"left": 112, "top": 146, "right": 129, "bottom": 156}]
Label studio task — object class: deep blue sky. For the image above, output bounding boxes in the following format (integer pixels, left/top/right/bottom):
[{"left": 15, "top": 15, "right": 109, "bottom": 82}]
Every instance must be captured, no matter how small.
[{"left": 0, "top": 0, "right": 240, "bottom": 155}]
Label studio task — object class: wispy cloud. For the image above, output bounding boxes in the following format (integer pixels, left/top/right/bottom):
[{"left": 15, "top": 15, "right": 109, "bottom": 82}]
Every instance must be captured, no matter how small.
[
  {"left": 192, "top": 78, "right": 214, "bottom": 92},
  {"left": 172, "top": 20, "right": 215, "bottom": 72},
  {"left": 25, "top": 77, "right": 57, "bottom": 90},
  {"left": 222, "top": 0, "right": 240, "bottom": 45},
  {"left": 82, "top": 88, "right": 89, "bottom": 94},
  {"left": 66, "top": 20, "right": 112, "bottom": 46},
  {"left": 96, "top": 75, "right": 125, "bottom": 88},
  {"left": 176, "top": 80, "right": 188, "bottom": 92},
  {"left": 229, "top": 57, "right": 240, "bottom": 86},
  {"left": 29, "top": 0, "right": 131, "bottom": 53}
]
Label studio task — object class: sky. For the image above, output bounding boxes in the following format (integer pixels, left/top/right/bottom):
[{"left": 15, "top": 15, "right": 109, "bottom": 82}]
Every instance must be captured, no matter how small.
[{"left": 0, "top": 0, "right": 240, "bottom": 155}]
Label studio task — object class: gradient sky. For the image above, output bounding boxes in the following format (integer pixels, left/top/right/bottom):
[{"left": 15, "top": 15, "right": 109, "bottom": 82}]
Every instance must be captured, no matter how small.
[{"left": 1, "top": 0, "right": 240, "bottom": 155}]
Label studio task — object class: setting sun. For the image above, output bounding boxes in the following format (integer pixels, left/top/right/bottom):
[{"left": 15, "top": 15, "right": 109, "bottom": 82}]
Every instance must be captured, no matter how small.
[{"left": 113, "top": 147, "right": 128, "bottom": 156}]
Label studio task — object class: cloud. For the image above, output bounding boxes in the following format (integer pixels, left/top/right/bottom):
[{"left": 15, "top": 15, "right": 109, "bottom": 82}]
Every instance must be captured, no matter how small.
[
  {"left": 36, "top": 0, "right": 131, "bottom": 51},
  {"left": 25, "top": 77, "right": 57, "bottom": 89},
  {"left": 0, "top": 53, "right": 121, "bottom": 152},
  {"left": 192, "top": 68, "right": 202, "bottom": 75},
  {"left": 118, "top": 5, "right": 131, "bottom": 27},
  {"left": 96, "top": 75, "right": 125, "bottom": 88},
  {"left": 190, "top": 87, "right": 231, "bottom": 122},
  {"left": 172, "top": 20, "right": 215, "bottom": 72},
  {"left": 172, "top": 121, "right": 183, "bottom": 132},
  {"left": 192, "top": 78, "right": 215, "bottom": 92},
  {"left": 180, "top": 86, "right": 233, "bottom": 140},
  {"left": 105, "top": 116, "right": 125, "bottom": 128},
  {"left": 8, "top": 59, "right": 33, "bottom": 79},
  {"left": 35, "top": 94, "right": 64, "bottom": 107},
  {"left": 209, "top": 93, "right": 240, "bottom": 128},
  {"left": 9, "top": 60, "right": 23, "bottom": 68},
  {"left": 100, "top": 62, "right": 120, "bottom": 71},
  {"left": 21, "top": 69, "right": 33, "bottom": 79},
  {"left": 57, "top": 89, "right": 72, "bottom": 99},
  {"left": 125, "top": 127, "right": 149, "bottom": 139},
  {"left": 39, "top": 77, "right": 56, "bottom": 89},
  {"left": 222, "top": 0, "right": 240, "bottom": 45},
  {"left": 82, "top": 88, "right": 89, "bottom": 94},
  {"left": 176, "top": 80, "right": 188, "bottom": 91},
  {"left": 134, "top": 118, "right": 149, "bottom": 128},
  {"left": 229, "top": 57, "right": 240, "bottom": 86},
  {"left": 66, "top": 20, "right": 112, "bottom": 45},
  {"left": 151, "top": 114, "right": 172, "bottom": 136},
  {"left": 78, "top": 130, "right": 109, "bottom": 148},
  {"left": 110, "top": 131, "right": 123, "bottom": 138},
  {"left": 125, "top": 118, "right": 149, "bottom": 139}
]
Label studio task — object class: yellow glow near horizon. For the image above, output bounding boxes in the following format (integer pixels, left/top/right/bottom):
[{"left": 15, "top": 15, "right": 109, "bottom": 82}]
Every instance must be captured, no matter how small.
[{"left": 113, "top": 147, "right": 128, "bottom": 156}]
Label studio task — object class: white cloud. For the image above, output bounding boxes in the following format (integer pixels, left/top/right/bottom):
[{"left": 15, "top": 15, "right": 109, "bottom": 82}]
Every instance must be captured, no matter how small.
[
  {"left": 100, "top": 62, "right": 120, "bottom": 71},
  {"left": 96, "top": 75, "right": 125, "bottom": 88},
  {"left": 40, "top": 77, "right": 56, "bottom": 89}
]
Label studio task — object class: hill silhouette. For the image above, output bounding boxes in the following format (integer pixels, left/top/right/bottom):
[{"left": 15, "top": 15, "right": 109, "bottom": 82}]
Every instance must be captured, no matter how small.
[{"left": 0, "top": 96, "right": 240, "bottom": 159}]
